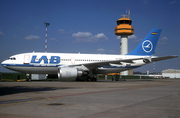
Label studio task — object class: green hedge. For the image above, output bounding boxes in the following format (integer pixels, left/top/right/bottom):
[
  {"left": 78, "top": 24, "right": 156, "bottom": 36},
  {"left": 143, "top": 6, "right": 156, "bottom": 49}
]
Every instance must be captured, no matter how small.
[
  {"left": 0, "top": 73, "right": 156, "bottom": 82},
  {"left": 0, "top": 73, "right": 27, "bottom": 81},
  {"left": 100, "top": 75, "right": 155, "bottom": 80}
]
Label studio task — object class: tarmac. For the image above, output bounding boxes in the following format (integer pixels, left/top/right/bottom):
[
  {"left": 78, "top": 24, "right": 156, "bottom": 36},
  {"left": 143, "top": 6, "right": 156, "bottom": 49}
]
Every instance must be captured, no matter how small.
[{"left": 0, "top": 79, "right": 180, "bottom": 118}]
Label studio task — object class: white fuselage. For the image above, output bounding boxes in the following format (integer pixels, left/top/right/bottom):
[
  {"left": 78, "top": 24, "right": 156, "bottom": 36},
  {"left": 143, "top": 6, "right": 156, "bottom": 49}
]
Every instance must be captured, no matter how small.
[
  {"left": 1, "top": 52, "right": 146, "bottom": 74},
  {"left": 1, "top": 29, "right": 177, "bottom": 80}
]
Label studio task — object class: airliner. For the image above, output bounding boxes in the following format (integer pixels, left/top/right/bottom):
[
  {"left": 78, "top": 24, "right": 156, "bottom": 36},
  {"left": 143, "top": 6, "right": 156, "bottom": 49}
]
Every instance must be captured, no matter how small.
[{"left": 1, "top": 29, "right": 178, "bottom": 81}]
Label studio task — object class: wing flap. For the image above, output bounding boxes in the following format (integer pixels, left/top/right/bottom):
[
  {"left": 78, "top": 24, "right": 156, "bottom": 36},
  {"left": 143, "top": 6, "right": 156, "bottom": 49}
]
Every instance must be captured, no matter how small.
[{"left": 68, "top": 57, "right": 143, "bottom": 69}]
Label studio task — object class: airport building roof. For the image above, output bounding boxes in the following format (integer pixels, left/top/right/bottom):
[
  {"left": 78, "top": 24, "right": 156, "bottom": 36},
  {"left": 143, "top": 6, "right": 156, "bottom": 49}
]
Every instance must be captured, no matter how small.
[{"left": 162, "top": 69, "right": 180, "bottom": 73}]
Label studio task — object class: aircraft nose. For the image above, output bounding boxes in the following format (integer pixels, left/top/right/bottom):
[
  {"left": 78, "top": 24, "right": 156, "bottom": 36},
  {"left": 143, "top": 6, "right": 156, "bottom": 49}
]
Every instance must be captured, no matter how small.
[{"left": 1, "top": 60, "right": 7, "bottom": 67}]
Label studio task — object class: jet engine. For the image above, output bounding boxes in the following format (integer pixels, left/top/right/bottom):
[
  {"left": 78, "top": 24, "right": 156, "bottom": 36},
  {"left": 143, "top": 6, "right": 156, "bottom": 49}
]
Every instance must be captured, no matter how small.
[
  {"left": 58, "top": 67, "right": 83, "bottom": 79},
  {"left": 143, "top": 57, "right": 152, "bottom": 63}
]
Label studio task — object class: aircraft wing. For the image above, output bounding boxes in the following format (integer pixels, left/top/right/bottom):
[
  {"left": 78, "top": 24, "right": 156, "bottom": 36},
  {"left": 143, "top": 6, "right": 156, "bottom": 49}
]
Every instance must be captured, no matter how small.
[
  {"left": 152, "top": 55, "right": 178, "bottom": 62},
  {"left": 67, "top": 57, "right": 143, "bottom": 69}
]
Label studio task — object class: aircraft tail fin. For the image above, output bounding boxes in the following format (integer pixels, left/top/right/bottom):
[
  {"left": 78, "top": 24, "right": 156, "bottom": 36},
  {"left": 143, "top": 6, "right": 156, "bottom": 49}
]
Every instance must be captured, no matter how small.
[{"left": 127, "top": 29, "right": 162, "bottom": 56}]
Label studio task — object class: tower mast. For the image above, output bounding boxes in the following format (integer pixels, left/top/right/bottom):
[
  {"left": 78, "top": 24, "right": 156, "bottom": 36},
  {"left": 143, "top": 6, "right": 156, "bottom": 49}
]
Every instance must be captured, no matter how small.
[
  {"left": 44, "top": 22, "right": 50, "bottom": 53},
  {"left": 114, "top": 10, "right": 134, "bottom": 75}
]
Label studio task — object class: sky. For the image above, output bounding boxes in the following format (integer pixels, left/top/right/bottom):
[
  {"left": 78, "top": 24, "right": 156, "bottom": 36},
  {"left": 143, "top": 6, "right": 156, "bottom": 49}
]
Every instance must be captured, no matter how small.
[{"left": 0, "top": 0, "right": 180, "bottom": 73}]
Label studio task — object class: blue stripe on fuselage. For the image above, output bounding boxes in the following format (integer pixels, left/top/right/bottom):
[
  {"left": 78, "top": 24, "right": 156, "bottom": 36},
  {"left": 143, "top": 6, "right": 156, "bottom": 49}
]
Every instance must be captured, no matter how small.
[
  {"left": 2, "top": 64, "right": 139, "bottom": 69},
  {"left": 1, "top": 64, "right": 62, "bottom": 67}
]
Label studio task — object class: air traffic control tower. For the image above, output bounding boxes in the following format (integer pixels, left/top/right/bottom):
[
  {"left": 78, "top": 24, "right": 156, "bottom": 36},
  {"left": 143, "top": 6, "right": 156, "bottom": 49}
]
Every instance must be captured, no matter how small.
[{"left": 115, "top": 13, "right": 134, "bottom": 75}]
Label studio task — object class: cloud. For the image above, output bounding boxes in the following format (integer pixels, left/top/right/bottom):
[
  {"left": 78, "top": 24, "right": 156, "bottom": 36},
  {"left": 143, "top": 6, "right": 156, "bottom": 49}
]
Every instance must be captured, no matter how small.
[
  {"left": 72, "top": 32, "right": 95, "bottom": 42},
  {"left": 72, "top": 32, "right": 108, "bottom": 43},
  {"left": 117, "top": 35, "right": 143, "bottom": 43},
  {"left": 158, "top": 37, "right": 169, "bottom": 45},
  {"left": 24, "top": 35, "right": 40, "bottom": 40},
  {"left": 141, "top": 0, "right": 149, "bottom": 4},
  {"left": 59, "top": 29, "right": 65, "bottom": 32},
  {"left": 133, "top": 39, "right": 143, "bottom": 42},
  {"left": 35, "top": 26, "right": 40, "bottom": 29},
  {"left": 117, "top": 35, "right": 137, "bottom": 40},
  {"left": 94, "top": 33, "right": 108, "bottom": 41},
  {"left": 109, "top": 50, "right": 115, "bottom": 53},
  {"left": 169, "top": 1, "right": 177, "bottom": 4},
  {"left": 12, "top": 36, "right": 17, "bottom": 38},
  {"left": 97, "top": 48, "right": 105, "bottom": 52},
  {"left": 72, "top": 32, "right": 92, "bottom": 38},
  {"left": 116, "top": 36, "right": 121, "bottom": 40},
  {"left": 58, "top": 29, "right": 65, "bottom": 33},
  {"left": 0, "top": 31, "right": 4, "bottom": 35},
  {"left": 128, "top": 35, "right": 137, "bottom": 40},
  {"left": 50, "top": 38, "right": 58, "bottom": 41}
]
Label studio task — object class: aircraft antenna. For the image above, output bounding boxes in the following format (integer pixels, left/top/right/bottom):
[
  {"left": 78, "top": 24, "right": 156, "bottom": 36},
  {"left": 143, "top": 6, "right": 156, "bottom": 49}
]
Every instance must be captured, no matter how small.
[{"left": 44, "top": 22, "right": 50, "bottom": 53}]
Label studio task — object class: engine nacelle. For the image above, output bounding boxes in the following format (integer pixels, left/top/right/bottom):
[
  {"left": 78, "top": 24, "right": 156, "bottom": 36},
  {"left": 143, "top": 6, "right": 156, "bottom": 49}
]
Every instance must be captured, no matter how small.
[
  {"left": 58, "top": 67, "right": 83, "bottom": 79},
  {"left": 143, "top": 56, "right": 152, "bottom": 63}
]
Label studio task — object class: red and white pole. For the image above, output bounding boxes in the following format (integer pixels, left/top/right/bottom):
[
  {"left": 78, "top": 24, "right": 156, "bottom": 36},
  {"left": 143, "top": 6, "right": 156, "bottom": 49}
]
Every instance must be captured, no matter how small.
[
  {"left": 44, "top": 22, "right": 50, "bottom": 53},
  {"left": 45, "top": 26, "right": 47, "bottom": 52}
]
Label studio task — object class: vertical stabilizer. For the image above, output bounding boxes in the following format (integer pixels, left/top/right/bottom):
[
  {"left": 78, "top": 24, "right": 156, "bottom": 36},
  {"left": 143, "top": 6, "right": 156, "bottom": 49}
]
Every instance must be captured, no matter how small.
[{"left": 127, "top": 29, "right": 162, "bottom": 56}]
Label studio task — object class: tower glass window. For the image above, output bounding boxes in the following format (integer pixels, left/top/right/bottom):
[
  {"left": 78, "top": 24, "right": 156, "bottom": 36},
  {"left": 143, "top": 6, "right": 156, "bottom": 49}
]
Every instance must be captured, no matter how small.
[
  {"left": 117, "top": 20, "right": 132, "bottom": 25},
  {"left": 117, "top": 20, "right": 124, "bottom": 25}
]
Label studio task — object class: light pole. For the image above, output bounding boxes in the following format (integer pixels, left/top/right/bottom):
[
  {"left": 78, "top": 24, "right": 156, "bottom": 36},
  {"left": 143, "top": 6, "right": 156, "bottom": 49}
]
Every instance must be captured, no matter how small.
[{"left": 44, "top": 22, "right": 50, "bottom": 53}]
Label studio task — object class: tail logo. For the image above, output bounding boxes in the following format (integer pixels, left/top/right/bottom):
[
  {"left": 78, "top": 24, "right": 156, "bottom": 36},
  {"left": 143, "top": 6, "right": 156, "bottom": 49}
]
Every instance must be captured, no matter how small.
[{"left": 142, "top": 40, "right": 153, "bottom": 53}]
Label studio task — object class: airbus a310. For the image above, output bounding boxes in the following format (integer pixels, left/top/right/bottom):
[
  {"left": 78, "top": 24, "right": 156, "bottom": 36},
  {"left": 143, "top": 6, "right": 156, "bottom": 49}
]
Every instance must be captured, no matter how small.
[{"left": 1, "top": 29, "right": 178, "bottom": 81}]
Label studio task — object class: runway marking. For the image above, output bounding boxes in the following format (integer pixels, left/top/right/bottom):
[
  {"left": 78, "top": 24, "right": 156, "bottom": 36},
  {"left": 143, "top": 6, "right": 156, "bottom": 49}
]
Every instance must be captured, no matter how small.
[{"left": 0, "top": 83, "right": 178, "bottom": 105}]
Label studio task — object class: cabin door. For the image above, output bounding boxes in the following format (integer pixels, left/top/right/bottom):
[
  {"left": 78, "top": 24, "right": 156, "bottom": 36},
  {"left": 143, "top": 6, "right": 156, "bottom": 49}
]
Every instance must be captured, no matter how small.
[
  {"left": 24, "top": 55, "right": 30, "bottom": 64},
  {"left": 71, "top": 58, "right": 75, "bottom": 65}
]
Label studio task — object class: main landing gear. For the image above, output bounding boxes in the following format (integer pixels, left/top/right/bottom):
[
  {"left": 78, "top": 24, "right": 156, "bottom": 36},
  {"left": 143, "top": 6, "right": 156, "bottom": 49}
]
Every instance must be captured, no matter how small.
[{"left": 76, "top": 75, "right": 97, "bottom": 81}]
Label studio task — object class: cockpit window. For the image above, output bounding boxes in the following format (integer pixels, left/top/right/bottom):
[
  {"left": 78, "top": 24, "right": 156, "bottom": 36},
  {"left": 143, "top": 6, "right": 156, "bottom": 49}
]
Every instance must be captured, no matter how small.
[{"left": 8, "top": 57, "right": 16, "bottom": 60}]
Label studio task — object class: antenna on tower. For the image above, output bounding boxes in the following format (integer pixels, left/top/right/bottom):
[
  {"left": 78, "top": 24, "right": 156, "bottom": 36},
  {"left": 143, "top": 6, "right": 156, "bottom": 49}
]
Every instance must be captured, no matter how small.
[
  {"left": 126, "top": 8, "right": 128, "bottom": 18},
  {"left": 44, "top": 22, "right": 50, "bottom": 53},
  {"left": 128, "top": 9, "right": 130, "bottom": 18}
]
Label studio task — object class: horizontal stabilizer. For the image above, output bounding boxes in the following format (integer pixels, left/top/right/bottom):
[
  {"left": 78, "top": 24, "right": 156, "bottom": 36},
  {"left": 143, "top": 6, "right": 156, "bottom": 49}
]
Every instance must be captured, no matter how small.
[{"left": 152, "top": 55, "right": 178, "bottom": 62}]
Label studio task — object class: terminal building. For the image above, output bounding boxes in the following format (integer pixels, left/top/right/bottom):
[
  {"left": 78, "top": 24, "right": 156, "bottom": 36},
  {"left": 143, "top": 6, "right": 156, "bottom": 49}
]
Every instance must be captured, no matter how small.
[{"left": 162, "top": 69, "right": 180, "bottom": 79}]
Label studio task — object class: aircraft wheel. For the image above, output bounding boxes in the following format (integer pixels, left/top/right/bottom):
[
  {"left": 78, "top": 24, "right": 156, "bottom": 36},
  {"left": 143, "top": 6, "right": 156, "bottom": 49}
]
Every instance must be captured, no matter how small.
[{"left": 91, "top": 77, "right": 97, "bottom": 81}]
